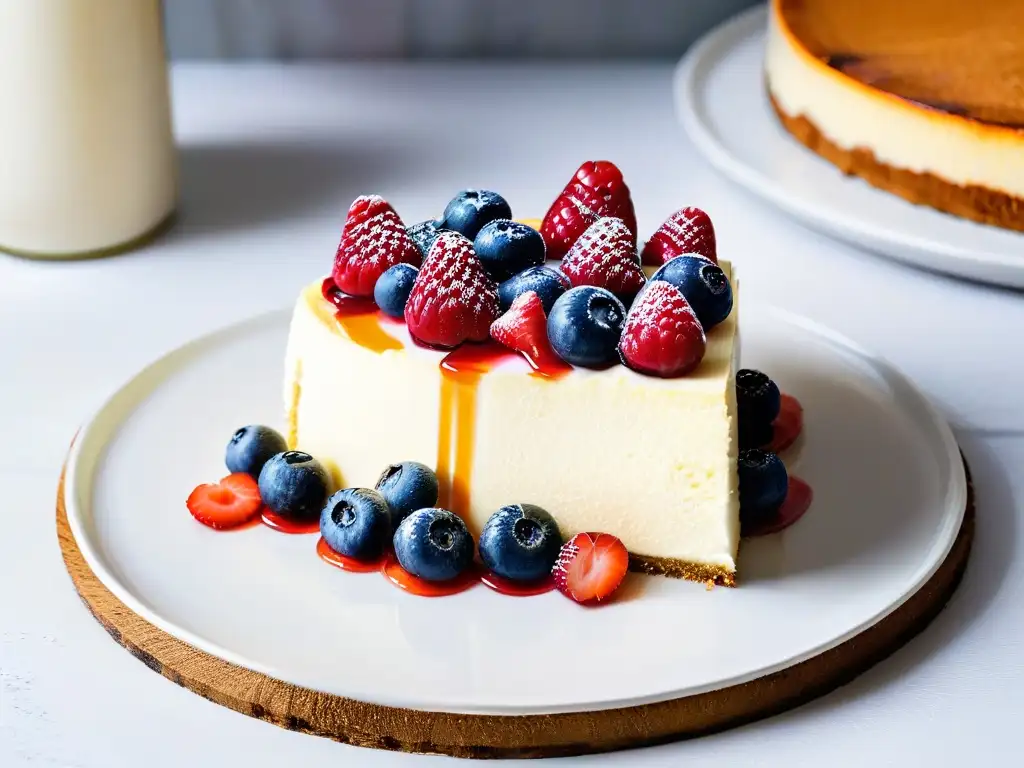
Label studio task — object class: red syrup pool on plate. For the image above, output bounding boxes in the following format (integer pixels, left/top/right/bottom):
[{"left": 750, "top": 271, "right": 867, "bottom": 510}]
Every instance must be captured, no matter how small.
[
  {"left": 479, "top": 571, "right": 556, "bottom": 597},
  {"left": 768, "top": 394, "right": 803, "bottom": 453},
  {"left": 260, "top": 509, "right": 321, "bottom": 534},
  {"left": 316, "top": 537, "right": 556, "bottom": 598},
  {"left": 741, "top": 477, "right": 814, "bottom": 538}
]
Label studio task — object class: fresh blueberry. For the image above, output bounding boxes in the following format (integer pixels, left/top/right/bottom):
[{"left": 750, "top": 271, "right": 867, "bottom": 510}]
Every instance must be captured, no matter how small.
[
  {"left": 373, "top": 263, "right": 419, "bottom": 319},
  {"left": 498, "top": 265, "right": 570, "bottom": 314},
  {"left": 547, "top": 286, "right": 626, "bottom": 368},
  {"left": 393, "top": 508, "right": 474, "bottom": 582},
  {"left": 739, "top": 420, "right": 774, "bottom": 451},
  {"left": 648, "top": 255, "right": 733, "bottom": 329},
  {"left": 479, "top": 504, "right": 562, "bottom": 582},
  {"left": 473, "top": 220, "right": 546, "bottom": 281},
  {"left": 320, "top": 488, "right": 392, "bottom": 560},
  {"left": 736, "top": 368, "right": 782, "bottom": 425},
  {"left": 441, "top": 190, "right": 512, "bottom": 240},
  {"left": 258, "top": 451, "right": 330, "bottom": 521},
  {"left": 224, "top": 425, "right": 287, "bottom": 478},
  {"left": 406, "top": 219, "right": 445, "bottom": 257},
  {"left": 738, "top": 449, "right": 789, "bottom": 524},
  {"left": 375, "top": 461, "right": 439, "bottom": 528}
]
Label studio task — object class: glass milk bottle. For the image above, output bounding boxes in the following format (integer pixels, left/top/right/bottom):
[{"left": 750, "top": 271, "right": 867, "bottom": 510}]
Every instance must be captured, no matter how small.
[{"left": 0, "top": 0, "right": 176, "bottom": 258}]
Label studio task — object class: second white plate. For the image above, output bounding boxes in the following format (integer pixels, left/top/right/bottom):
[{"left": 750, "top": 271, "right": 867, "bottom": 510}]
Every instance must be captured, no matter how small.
[{"left": 675, "top": 6, "right": 1024, "bottom": 288}]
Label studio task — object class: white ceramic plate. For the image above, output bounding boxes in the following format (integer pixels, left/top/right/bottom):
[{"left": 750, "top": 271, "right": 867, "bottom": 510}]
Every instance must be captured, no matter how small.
[
  {"left": 676, "top": 6, "right": 1024, "bottom": 289},
  {"left": 64, "top": 305, "right": 965, "bottom": 716}
]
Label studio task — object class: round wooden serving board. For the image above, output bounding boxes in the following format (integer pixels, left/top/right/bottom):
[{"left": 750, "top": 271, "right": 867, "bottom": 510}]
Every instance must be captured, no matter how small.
[{"left": 57, "top": 463, "right": 974, "bottom": 759}]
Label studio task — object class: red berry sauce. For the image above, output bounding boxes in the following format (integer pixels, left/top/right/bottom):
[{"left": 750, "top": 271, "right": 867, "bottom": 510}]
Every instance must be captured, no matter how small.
[
  {"left": 262, "top": 509, "right": 321, "bottom": 535},
  {"left": 742, "top": 477, "right": 814, "bottom": 538},
  {"left": 316, "top": 536, "right": 556, "bottom": 597},
  {"left": 768, "top": 394, "right": 803, "bottom": 453}
]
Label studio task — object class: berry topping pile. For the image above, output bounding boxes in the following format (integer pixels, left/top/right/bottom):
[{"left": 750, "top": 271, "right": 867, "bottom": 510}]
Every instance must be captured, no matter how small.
[{"left": 320, "top": 160, "right": 733, "bottom": 380}]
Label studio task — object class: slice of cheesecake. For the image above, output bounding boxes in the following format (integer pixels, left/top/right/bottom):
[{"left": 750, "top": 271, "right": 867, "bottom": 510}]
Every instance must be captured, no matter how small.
[{"left": 283, "top": 263, "right": 740, "bottom": 586}]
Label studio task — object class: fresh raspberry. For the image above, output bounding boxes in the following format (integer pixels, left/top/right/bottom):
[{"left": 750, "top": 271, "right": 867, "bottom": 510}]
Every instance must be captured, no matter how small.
[
  {"left": 332, "top": 195, "right": 421, "bottom": 297},
  {"left": 561, "top": 217, "right": 646, "bottom": 300},
  {"left": 404, "top": 231, "right": 500, "bottom": 348},
  {"left": 570, "top": 160, "right": 637, "bottom": 236},
  {"left": 539, "top": 191, "right": 600, "bottom": 263},
  {"left": 552, "top": 532, "right": 629, "bottom": 605},
  {"left": 618, "top": 281, "right": 706, "bottom": 377},
  {"left": 186, "top": 473, "right": 263, "bottom": 530},
  {"left": 489, "top": 291, "right": 565, "bottom": 373},
  {"left": 540, "top": 161, "right": 637, "bottom": 260},
  {"left": 641, "top": 206, "right": 717, "bottom": 267}
]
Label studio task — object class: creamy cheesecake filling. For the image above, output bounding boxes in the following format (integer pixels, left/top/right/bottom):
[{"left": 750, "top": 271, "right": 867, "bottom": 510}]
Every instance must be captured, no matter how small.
[
  {"left": 284, "top": 263, "right": 740, "bottom": 582},
  {"left": 765, "top": 3, "right": 1024, "bottom": 200}
]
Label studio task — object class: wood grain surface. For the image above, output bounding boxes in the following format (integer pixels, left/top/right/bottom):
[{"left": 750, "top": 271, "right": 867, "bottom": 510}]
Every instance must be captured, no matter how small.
[{"left": 56, "top": 463, "right": 974, "bottom": 759}]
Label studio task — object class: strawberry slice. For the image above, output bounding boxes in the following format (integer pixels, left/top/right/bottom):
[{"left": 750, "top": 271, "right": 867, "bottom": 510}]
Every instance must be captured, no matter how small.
[
  {"left": 641, "top": 206, "right": 717, "bottom": 267},
  {"left": 404, "top": 231, "right": 500, "bottom": 348},
  {"left": 186, "top": 473, "right": 263, "bottom": 530},
  {"left": 489, "top": 291, "right": 567, "bottom": 374},
  {"left": 332, "top": 195, "right": 422, "bottom": 297},
  {"left": 553, "top": 532, "right": 629, "bottom": 605},
  {"left": 561, "top": 217, "right": 646, "bottom": 300},
  {"left": 618, "top": 281, "right": 706, "bottom": 377},
  {"left": 540, "top": 161, "right": 637, "bottom": 261}
]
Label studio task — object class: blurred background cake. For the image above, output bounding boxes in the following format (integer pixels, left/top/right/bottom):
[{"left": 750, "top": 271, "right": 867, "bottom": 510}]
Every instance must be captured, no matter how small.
[{"left": 765, "top": 0, "right": 1024, "bottom": 231}]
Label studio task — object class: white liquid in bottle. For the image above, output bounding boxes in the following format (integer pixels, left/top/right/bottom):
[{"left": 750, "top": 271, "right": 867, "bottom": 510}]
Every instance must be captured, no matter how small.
[{"left": 0, "top": 0, "right": 176, "bottom": 257}]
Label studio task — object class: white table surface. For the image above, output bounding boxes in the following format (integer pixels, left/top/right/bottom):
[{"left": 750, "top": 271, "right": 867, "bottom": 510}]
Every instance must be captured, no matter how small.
[{"left": 2, "top": 62, "right": 1022, "bottom": 767}]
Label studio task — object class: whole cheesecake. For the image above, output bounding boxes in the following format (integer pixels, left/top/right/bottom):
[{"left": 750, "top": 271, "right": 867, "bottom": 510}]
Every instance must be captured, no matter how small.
[
  {"left": 284, "top": 261, "right": 741, "bottom": 586},
  {"left": 765, "top": 0, "right": 1024, "bottom": 231}
]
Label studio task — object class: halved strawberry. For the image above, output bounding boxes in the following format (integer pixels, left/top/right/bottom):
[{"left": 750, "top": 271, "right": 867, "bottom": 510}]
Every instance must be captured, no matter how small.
[
  {"left": 332, "top": 195, "right": 421, "bottom": 297},
  {"left": 490, "top": 291, "right": 566, "bottom": 374},
  {"left": 186, "top": 473, "right": 263, "bottom": 530},
  {"left": 540, "top": 161, "right": 637, "bottom": 261},
  {"left": 552, "top": 532, "right": 629, "bottom": 605}
]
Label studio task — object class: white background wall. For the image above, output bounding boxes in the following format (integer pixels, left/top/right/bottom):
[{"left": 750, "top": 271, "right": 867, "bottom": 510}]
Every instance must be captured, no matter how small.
[{"left": 165, "top": 0, "right": 758, "bottom": 59}]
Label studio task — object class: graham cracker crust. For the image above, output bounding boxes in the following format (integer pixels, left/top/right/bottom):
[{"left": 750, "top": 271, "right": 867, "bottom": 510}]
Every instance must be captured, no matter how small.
[
  {"left": 630, "top": 552, "right": 736, "bottom": 587},
  {"left": 768, "top": 91, "right": 1024, "bottom": 233}
]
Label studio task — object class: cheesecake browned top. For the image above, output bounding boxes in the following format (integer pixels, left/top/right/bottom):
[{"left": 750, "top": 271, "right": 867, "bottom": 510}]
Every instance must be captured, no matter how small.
[{"left": 777, "top": 0, "right": 1024, "bottom": 128}]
